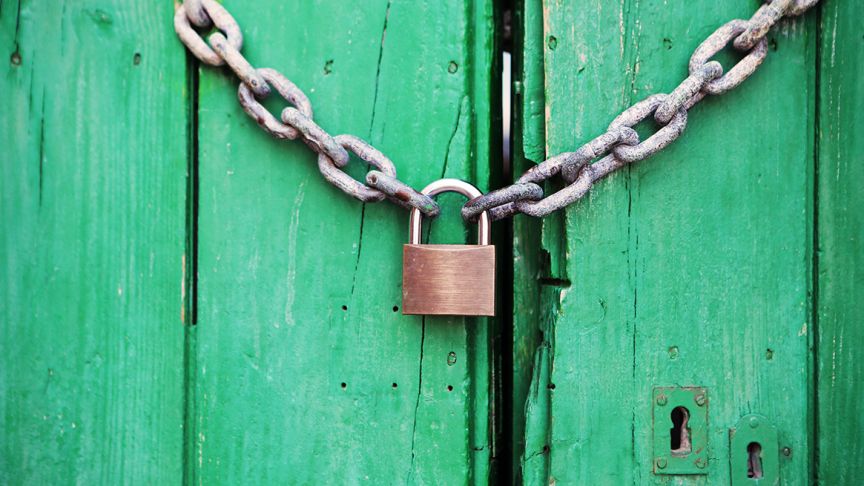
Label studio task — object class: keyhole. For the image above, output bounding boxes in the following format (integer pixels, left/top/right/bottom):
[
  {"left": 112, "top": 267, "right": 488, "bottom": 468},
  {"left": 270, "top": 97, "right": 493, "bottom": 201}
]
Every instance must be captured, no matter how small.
[
  {"left": 747, "top": 442, "right": 764, "bottom": 479},
  {"left": 670, "top": 406, "right": 692, "bottom": 455}
]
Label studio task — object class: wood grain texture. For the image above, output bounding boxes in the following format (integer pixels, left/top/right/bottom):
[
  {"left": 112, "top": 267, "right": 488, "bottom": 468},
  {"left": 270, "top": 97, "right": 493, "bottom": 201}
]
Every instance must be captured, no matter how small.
[
  {"left": 0, "top": 0, "right": 187, "bottom": 483},
  {"left": 816, "top": 1, "right": 864, "bottom": 482},
  {"left": 518, "top": 0, "right": 818, "bottom": 483},
  {"left": 192, "top": 1, "right": 497, "bottom": 483}
]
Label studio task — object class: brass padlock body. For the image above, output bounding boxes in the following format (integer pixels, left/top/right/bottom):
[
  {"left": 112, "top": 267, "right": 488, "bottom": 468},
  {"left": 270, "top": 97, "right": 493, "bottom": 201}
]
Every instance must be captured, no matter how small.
[
  {"left": 402, "top": 244, "right": 495, "bottom": 316},
  {"left": 401, "top": 178, "right": 495, "bottom": 317}
]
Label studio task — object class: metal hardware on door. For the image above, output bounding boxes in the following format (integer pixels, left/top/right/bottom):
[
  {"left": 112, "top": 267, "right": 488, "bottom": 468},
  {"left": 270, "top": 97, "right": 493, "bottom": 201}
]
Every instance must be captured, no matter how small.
[
  {"left": 652, "top": 387, "right": 709, "bottom": 475},
  {"left": 730, "top": 414, "right": 779, "bottom": 485},
  {"left": 402, "top": 179, "right": 495, "bottom": 316}
]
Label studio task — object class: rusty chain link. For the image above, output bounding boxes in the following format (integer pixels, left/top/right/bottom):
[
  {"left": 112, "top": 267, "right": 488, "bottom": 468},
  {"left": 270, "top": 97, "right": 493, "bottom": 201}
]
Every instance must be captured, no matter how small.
[
  {"left": 182, "top": 0, "right": 210, "bottom": 28},
  {"left": 173, "top": 0, "right": 440, "bottom": 217},
  {"left": 174, "top": 0, "right": 241, "bottom": 67},
  {"left": 174, "top": 0, "right": 820, "bottom": 224},
  {"left": 463, "top": 0, "right": 821, "bottom": 222},
  {"left": 237, "top": 68, "right": 311, "bottom": 140}
]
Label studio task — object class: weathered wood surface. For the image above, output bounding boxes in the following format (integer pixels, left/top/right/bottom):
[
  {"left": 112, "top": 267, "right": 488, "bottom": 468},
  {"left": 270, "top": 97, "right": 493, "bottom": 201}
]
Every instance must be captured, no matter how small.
[
  {"left": 192, "top": 0, "right": 497, "bottom": 484},
  {"left": 1, "top": 0, "right": 187, "bottom": 483},
  {"left": 1, "top": 0, "right": 498, "bottom": 484},
  {"left": 3, "top": 0, "right": 860, "bottom": 484},
  {"left": 515, "top": 0, "right": 821, "bottom": 483},
  {"left": 816, "top": 0, "right": 864, "bottom": 483}
]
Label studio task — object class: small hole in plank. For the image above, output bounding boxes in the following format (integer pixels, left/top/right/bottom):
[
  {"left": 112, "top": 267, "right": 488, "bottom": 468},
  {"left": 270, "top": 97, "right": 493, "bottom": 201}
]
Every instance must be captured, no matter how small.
[
  {"left": 392, "top": 305, "right": 399, "bottom": 312},
  {"left": 392, "top": 382, "right": 398, "bottom": 389},
  {"left": 747, "top": 442, "right": 763, "bottom": 478},
  {"left": 340, "top": 382, "right": 347, "bottom": 389},
  {"left": 341, "top": 305, "right": 348, "bottom": 311},
  {"left": 133, "top": 52, "right": 142, "bottom": 65},
  {"left": 447, "top": 385, "right": 453, "bottom": 392}
]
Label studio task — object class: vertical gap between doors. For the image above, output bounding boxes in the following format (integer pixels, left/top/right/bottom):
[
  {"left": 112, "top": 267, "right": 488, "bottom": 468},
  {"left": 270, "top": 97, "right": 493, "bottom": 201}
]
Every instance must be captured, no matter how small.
[
  {"left": 497, "top": 1, "right": 515, "bottom": 482},
  {"left": 182, "top": 50, "right": 201, "bottom": 486},
  {"left": 810, "top": 4, "right": 823, "bottom": 483}
]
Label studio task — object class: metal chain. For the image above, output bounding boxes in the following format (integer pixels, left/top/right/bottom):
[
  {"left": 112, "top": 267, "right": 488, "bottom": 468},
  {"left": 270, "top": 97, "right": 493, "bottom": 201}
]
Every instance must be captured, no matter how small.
[
  {"left": 463, "top": 0, "right": 821, "bottom": 222},
  {"left": 174, "top": 0, "right": 820, "bottom": 224},
  {"left": 173, "top": 0, "right": 440, "bottom": 217}
]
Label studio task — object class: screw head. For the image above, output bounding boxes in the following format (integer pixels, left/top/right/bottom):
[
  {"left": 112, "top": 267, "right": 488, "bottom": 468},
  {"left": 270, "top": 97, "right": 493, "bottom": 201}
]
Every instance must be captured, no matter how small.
[
  {"left": 655, "top": 457, "right": 667, "bottom": 469},
  {"left": 695, "top": 458, "right": 707, "bottom": 469},
  {"left": 694, "top": 394, "right": 706, "bottom": 406},
  {"left": 749, "top": 416, "right": 760, "bottom": 429},
  {"left": 782, "top": 447, "right": 792, "bottom": 457},
  {"left": 656, "top": 395, "right": 668, "bottom": 406}
]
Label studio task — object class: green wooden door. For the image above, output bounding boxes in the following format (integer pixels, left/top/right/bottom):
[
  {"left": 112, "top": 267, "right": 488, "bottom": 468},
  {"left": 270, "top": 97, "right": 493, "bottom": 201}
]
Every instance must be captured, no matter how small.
[
  {"left": 3, "top": 1, "right": 863, "bottom": 485},
  {"left": 191, "top": 0, "right": 498, "bottom": 483},
  {"left": 2, "top": 0, "right": 498, "bottom": 484},
  {"left": 511, "top": 0, "right": 864, "bottom": 484}
]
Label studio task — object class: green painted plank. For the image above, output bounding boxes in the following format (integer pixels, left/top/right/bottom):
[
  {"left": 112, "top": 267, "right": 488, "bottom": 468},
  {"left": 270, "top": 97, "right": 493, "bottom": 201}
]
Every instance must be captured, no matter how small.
[
  {"left": 509, "top": 0, "right": 546, "bottom": 481},
  {"left": 0, "top": 0, "right": 188, "bottom": 483},
  {"left": 192, "top": 1, "right": 496, "bottom": 483},
  {"left": 816, "top": 1, "right": 864, "bottom": 483},
  {"left": 520, "top": 0, "right": 817, "bottom": 483},
  {"left": 517, "top": 0, "right": 546, "bottom": 163},
  {"left": 520, "top": 0, "right": 639, "bottom": 481}
]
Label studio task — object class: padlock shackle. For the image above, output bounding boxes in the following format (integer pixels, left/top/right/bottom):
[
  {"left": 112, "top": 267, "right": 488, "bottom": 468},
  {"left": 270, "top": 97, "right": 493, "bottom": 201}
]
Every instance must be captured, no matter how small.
[{"left": 409, "top": 179, "right": 491, "bottom": 246}]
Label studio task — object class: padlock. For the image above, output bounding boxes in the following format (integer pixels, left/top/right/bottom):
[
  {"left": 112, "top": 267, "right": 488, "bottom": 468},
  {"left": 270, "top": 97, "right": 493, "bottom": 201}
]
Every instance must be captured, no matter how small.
[{"left": 402, "top": 179, "right": 495, "bottom": 316}]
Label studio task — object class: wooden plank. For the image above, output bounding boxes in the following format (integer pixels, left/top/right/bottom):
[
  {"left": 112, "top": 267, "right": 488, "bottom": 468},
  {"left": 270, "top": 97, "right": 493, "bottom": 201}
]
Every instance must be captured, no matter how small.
[
  {"left": 510, "top": 0, "right": 546, "bottom": 481},
  {"left": 192, "top": 1, "right": 497, "bottom": 483},
  {"left": 519, "top": 0, "right": 817, "bottom": 483},
  {"left": 816, "top": 0, "right": 864, "bottom": 482},
  {"left": 0, "top": 0, "right": 187, "bottom": 483}
]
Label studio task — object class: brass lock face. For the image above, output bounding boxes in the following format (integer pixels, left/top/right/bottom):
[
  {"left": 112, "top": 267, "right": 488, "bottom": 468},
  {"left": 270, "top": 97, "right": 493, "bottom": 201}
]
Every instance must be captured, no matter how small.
[{"left": 402, "top": 179, "right": 495, "bottom": 316}]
